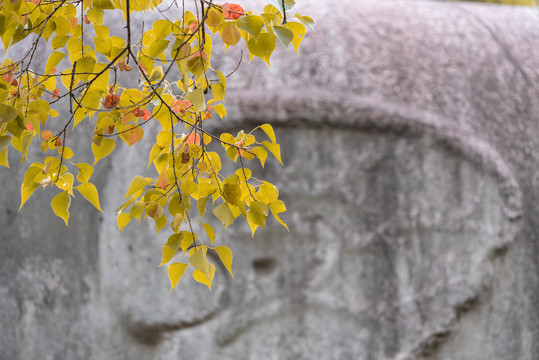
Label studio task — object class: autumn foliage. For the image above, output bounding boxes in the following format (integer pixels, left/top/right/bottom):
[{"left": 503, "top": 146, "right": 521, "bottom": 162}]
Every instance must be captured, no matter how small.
[{"left": 0, "top": 0, "right": 313, "bottom": 291}]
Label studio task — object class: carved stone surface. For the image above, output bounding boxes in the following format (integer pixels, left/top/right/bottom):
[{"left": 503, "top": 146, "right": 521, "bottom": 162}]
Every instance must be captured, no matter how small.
[{"left": 1, "top": 1, "right": 539, "bottom": 359}]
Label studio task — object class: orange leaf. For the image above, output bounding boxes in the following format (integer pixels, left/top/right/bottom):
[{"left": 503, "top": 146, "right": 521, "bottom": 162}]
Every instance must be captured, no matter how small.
[
  {"left": 3, "top": 71, "right": 14, "bottom": 84},
  {"left": 156, "top": 171, "right": 167, "bottom": 190},
  {"left": 103, "top": 94, "right": 120, "bottom": 109},
  {"left": 68, "top": 17, "right": 78, "bottom": 27},
  {"left": 26, "top": 122, "right": 34, "bottom": 131},
  {"left": 125, "top": 126, "right": 144, "bottom": 146},
  {"left": 51, "top": 89, "right": 60, "bottom": 99},
  {"left": 171, "top": 99, "right": 191, "bottom": 115},
  {"left": 41, "top": 130, "right": 53, "bottom": 140},
  {"left": 223, "top": 3, "right": 244, "bottom": 20},
  {"left": 118, "top": 61, "right": 132, "bottom": 71},
  {"left": 186, "top": 132, "right": 200, "bottom": 145},
  {"left": 188, "top": 21, "right": 198, "bottom": 33},
  {"left": 132, "top": 107, "right": 145, "bottom": 117},
  {"left": 142, "top": 109, "right": 151, "bottom": 121}
]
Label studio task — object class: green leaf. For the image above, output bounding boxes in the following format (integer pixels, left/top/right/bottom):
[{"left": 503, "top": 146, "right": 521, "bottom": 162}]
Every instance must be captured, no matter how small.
[
  {"left": 75, "top": 183, "right": 102, "bottom": 212},
  {"left": 237, "top": 15, "right": 265, "bottom": 38},
  {"left": 262, "top": 140, "right": 282, "bottom": 165},
  {"left": 168, "top": 262, "right": 188, "bottom": 292},
  {"left": 212, "top": 201, "right": 235, "bottom": 228},
  {"left": 193, "top": 263, "right": 215, "bottom": 290},
  {"left": 273, "top": 25, "right": 294, "bottom": 49},
  {"left": 124, "top": 175, "right": 152, "bottom": 198},
  {"left": 51, "top": 191, "right": 71, "bottom": 226},
  {"left": 214, "top": 245, "right": 233, "bottom": 278}
]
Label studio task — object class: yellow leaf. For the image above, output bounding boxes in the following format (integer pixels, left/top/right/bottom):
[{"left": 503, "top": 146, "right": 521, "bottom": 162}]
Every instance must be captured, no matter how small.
[
  {"left": 186, "top": 87, "right": 205, "bottom": 113},
  {"left": 0, "top": 104, "right": 19, "bottom": 125},
  {"left": 214, "top": 245, "right": 233, "bottom": 278},
  {"left": 237, "top": 15, "right": 265, "bottom": 38},
  {"left": 20, "top": 182, "right": 38, "bottom": 211},
  {"left": 220, "top": 23, "right": 241, "bottom": 46},
  {"left": 201, "top": 223, "right": 215, "bottom": 245},
  {"left": 197, "top": 197, "right": 209, "bottom": 218},
  {"left": 259, "top": 123, "right": 276, "bottom": 143},
  {"left": 117, "top": 212, "right": 131, "bottom": 232},
  {"left": 92, "top": 137, "right": 115, "bottom": 165},
  {"left": 212, "top": 202, "right": 234, "bottom": 228},
  {"left": 180, "top": 231, "right": 195, "bottom": 254},
  {"left": 56, "top": 172, "right": 75, "bottom": 196},
  {"left": 75, "top": 182, "right": 102, "bottom": 212},
  {"left": 51, "top": 191, "right": 71, "bottom": 226},
  {"left": 180, "top": 179, "right": 197, "bottom": 195},
  {"left": 159, "top": 233, "right": 181, "bottom": 266},
  {"left": 0, "top": 149, "right": 8, "bottom": 168},
  {"left": 247, "top": 201, "right": 268, "bottom": 227},
  {"left": 124, "top": 175, "right": 153, "bottom": 198},
  {"left": 269, "top": 200, "right": 288, "bottom": 231},
  {"left": 168, "top": 262, "right": 188, "bottom": 292},
  {"left": 76, "top": 163, "right": 94, "bottom": 183},
  {"left": 262, "top": 140, "right": 282, "bottom": 165},
  {"left": 193, "top": 263, "right": 215, "bottom": 290},
  {"left": 189, "top": 246, "right": 211, "bottom": 279}
]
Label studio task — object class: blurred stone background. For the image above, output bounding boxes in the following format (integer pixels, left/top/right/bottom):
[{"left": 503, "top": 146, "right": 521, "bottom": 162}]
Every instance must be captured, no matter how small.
[{"left": 1, "top": 0, "right": 539, "bottom": 359}]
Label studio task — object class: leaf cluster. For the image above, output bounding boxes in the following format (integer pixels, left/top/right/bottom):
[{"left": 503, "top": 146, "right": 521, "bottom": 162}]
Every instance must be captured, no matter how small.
[{"left": 0, "top": 0, "right": 312, "bottom": 290}]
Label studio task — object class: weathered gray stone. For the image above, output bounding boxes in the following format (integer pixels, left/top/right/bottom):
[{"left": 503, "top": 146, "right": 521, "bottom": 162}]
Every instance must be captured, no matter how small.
[{"left": 1, "top": 0, "right": 539, "bottom": 359}]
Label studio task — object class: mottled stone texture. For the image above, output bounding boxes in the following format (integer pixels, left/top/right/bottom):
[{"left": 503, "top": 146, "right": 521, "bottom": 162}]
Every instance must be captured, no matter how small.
[{"left": 1, "top": 0, "right": 538, "bottom": 359}]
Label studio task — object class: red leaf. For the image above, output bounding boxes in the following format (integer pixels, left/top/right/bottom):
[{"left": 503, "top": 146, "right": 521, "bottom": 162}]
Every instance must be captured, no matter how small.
[
  {"left": 223, "top": 3, "right": 244, "bottom": 20},
  {"left": 142, "top": 109, "right": 151, "bottom": 121}
]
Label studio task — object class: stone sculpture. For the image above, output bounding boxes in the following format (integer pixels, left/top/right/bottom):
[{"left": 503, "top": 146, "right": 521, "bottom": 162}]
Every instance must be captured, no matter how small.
[{"left": 1, "top": 1, "right": 538, "bottom": 359}]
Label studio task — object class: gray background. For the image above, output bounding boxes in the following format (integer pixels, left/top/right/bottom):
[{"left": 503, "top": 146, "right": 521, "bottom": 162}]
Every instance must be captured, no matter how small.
[{"left": 1, "top": 0, "right": 539, "bottom": 359}]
